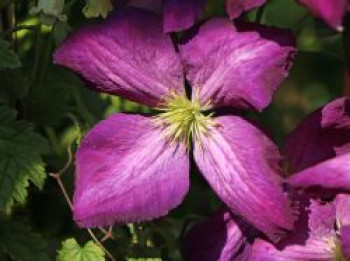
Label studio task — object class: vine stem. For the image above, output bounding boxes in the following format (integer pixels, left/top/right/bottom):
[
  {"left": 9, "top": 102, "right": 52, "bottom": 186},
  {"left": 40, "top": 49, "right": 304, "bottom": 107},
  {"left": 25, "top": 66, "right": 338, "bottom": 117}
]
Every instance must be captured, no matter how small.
[
  {"left": 255, "top": 4, "right": 266, "bottom": 23},
  {"left": 50, "top": 136, "right": 115, "bottom": 261}
]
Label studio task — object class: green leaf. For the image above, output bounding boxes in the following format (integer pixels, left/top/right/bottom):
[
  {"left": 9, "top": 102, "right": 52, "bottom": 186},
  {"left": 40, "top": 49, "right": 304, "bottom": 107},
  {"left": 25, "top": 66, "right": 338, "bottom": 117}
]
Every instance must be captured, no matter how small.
[
  {"left": 0, "top": 106, "right": 49, "bottom": 212},
  {"left": 0, "top": 220, "right": 51, "bottom": 261},
  {"left": 83, "top": 0, "right": 113, "bottom": 18},
  {"left": 53, "top": 21, "right": 72, "bottom": 46},
  {"left": 0, "top": 39, "right": 21, "bottom": 69},
  {"left": 57, "top": 238, "right": 105, "bottom": 261}
]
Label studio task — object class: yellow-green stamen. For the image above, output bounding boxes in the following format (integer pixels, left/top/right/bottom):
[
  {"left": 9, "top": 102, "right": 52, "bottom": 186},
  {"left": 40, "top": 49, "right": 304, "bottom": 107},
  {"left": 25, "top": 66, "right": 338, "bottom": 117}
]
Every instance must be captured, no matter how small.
[{"left": 154, "top": 92, "right": 215, "bottom": 148}]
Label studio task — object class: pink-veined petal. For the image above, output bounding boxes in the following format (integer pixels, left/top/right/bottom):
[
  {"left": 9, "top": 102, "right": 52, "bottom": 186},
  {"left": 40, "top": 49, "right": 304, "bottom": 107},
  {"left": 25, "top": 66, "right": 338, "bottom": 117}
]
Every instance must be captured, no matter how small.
[
  {"left": 288, "top": 154, "right": 350, "bottom": 193},
  {"left": 163, "top": 0, "right": 206, "bottom": 33},
  {"left": 193, "top": 116, "right": 295, "bottom": 241},
  {"left": 54, "top": 8, "right": 185, "bottom": 108},
  {"left": 297, "top": 0, "right": 348, "bottom": 31},
  {"left": 184, "top": 207, "right": 254, "bottom": 261},
  {"left": 226, "top": 0, "right": 267, "bottom": 19},
  {"left": 73, "top": 114, "right": 189, "bottom": 227},
  {"left": 285, "top": 97, "right": 350, "bottom": 174},
  {"left": 179, "top": 18, "right": 296, "bottom": 111}
]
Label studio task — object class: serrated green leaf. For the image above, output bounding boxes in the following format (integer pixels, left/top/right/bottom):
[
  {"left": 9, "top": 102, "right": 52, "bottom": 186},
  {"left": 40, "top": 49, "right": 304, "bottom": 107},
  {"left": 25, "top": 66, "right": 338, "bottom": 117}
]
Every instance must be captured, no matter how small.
[
  {"left": 0, "top": 220, "right": 51, "bottom": 261},
  {"left": 57, "top": 238, "right": 105, "bottom": 261},
  {"left": 0, "top": 107, "right": 49, "bottom": 212},
  {"left": 0, "top": 39, "right": 21, "bottom": 69}
]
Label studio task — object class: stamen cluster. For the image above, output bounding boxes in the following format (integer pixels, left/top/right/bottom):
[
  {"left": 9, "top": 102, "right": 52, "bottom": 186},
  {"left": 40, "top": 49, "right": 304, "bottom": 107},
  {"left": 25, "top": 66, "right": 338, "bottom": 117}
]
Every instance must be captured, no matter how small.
[{"left": 154, "top": 92, "right": 215, "bottom": 148}]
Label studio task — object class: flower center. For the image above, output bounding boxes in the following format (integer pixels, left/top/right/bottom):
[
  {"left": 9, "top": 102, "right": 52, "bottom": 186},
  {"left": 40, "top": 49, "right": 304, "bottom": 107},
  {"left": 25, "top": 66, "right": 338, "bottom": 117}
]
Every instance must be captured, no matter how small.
[{"left": 154, "top": 92, "right": 215, "bottom": 147}]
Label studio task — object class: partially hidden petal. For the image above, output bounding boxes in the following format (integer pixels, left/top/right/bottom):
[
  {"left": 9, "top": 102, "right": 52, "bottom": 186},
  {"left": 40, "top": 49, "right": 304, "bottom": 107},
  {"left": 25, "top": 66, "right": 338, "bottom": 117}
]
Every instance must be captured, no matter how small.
[
  {"left": 335, "top": 194, "right": 350, "bottom": 226},
  {"left": 250, "top": 238, "right": 334, "bottom": 261},
  {"left": 163, "top": 0, "right": 206, "bottom": 33},
  {"left": 226, "top": 0, "right": 267, "bottom": 19},
  {"left": 179, "top": 19, "right": 296, "bottom": 111},
  {"left": 54, "top": 8, "right": 184, "bottom": 108},
  {"left": 285, "top": 97, "right": 350, "bottom": 174},
  {"left": 297, "top": 0, "right": 348, "bottom": 31},
  {"left": 73, "top": 113, "right": 189, "bottom": 227},
  {"left": 194, "top": 116, "right": 295, "bottom": 241},
  {"left": 184, "top": 207, "right": 254, "bottom": 261},
  {"left": 288, "top": 154, "right": 350, "bottom": 193}
]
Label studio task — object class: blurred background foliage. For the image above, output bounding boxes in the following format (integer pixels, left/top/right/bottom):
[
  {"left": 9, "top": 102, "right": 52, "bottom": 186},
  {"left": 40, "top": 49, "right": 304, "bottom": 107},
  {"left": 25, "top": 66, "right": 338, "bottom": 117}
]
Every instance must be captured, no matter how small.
[{"left": 0, "top": 0, "right": 346, "bottom": 260}]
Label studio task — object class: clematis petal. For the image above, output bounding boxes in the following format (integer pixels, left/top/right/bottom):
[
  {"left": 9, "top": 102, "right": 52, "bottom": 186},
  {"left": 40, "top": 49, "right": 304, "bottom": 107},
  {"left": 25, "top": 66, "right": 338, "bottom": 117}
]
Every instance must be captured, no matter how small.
[
  {"left": 54, "top": 8, "right": 185, "bottom": 108},
  {"left": 285, "top": 97, "right": 350, "bottom": 174},
  {"left": 179, "top": 19, "right": 295, "bottom": 111},
  {"left": 73, "top": 114, "right": 189, "bottom": 227},
  {"left": 184, "top": 207, "right": 254, "bottom": 261},
  {"left": 288, "top": 154, "right": 350, "bottom": 193},
  {"left": 163, "top": 0, "right": 206, "bottom": 33},
  {"left": 193, "top": 116, "right": 295, "bottom": 241},
  {"left": 250, "top": 200, "right": 336, "bottom": 261},
  {"left": 250, "top": 238, "right": 334, "bottom": 261},
  {"left": 226, "top": 0, "right": 267, "bottom": 19},
  {"left": 335, "top": 194, "right": 350, "bottom": 226},
  {"left": 297, "top": 0, "right": 348, "bottom": 31}
]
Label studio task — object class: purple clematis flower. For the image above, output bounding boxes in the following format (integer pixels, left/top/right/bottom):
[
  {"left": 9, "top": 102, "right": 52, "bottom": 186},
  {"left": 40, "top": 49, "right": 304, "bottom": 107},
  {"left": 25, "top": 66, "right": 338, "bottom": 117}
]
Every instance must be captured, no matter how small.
[
  {"left": 53, "top": 8, "right": 296, "bottom": 240},
  {"left": 297, "top": 0, "right": 349, "bottom": 31},
  {"left": 250, "top": 194, "right": 350, "bottom": 260}
]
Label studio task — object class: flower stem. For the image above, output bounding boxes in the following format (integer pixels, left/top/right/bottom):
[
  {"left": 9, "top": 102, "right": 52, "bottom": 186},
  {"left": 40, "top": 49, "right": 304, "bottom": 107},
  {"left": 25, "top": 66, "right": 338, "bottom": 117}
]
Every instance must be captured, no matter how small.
[{"left": 50, "top": 134, "right": 116, "bottom": 260}]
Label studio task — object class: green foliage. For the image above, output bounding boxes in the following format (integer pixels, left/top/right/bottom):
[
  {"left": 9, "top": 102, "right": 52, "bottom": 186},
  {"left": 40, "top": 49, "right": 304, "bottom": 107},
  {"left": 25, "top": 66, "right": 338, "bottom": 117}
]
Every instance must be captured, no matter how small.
[
  {"left": 0, "top": 106, "right": 49, "bottom": 212},
  {"left": 0, "top": 39, "right": 21, "bottom": 69},
  {"left": 83, "top": 0, "right": 113, "bottom": 18},
  {"left": 0, "top": 220, "right": 51, "bottom": 261},
  {"left": 57, "top": 238, "right": 105, "bottom": 261},
  {"left": 0, "top": 0, "right": 12, "bottom": 9}
]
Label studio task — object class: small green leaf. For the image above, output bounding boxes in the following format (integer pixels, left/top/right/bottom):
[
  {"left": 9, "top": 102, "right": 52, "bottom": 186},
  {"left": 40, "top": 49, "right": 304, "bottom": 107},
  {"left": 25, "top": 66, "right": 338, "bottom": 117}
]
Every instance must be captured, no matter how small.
[
  {"left": 0, "top": 220, "right": 51, "bottom": 261},
  {"left": 0, "top": 106, "right": 49, "bottom": 212},
  {"left": 83, "top": 0, "right": 113, "bottom": 18},
  {"left": 57, "top": 238, "right": 105, "bottom": 261},
  {"left": 0, "top": 39, "right": 21, "bottom": 69}
]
